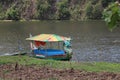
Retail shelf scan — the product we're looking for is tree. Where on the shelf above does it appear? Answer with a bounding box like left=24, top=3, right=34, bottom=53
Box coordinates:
left=103, top=1, right=120, bottom=31
left=37, top=0, right=50, bottom=20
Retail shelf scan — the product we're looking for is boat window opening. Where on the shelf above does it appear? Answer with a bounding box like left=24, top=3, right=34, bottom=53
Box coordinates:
left=39, top=42, right=64, bottom=50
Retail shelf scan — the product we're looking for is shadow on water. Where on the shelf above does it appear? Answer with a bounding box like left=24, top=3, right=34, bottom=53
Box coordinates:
left=0, top=21, right=120, bottom=62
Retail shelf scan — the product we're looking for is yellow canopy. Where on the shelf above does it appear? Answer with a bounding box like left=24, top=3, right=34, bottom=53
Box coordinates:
left=26, top=34, right=71, bottom=42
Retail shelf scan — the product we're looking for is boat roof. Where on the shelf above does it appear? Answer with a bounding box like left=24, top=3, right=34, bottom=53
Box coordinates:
left=26, top=34, right=71, bottom=42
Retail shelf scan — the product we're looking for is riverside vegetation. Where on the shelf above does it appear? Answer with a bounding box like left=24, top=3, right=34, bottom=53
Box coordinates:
left=0, top=0, right=117, bottom=21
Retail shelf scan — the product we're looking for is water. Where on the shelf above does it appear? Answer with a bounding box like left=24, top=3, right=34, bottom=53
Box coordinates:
left=0, top=21, right=120, bottom=62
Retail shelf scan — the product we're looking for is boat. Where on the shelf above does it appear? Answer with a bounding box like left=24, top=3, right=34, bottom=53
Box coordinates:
left=26, top=34, right=73, bottom=60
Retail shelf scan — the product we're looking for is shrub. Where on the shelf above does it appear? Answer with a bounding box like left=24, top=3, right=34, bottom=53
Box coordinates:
left=86, top=3, right=94, bottom=19
left=91, top=0, right=99, bottom=5
left=5, top=7, right=20, bottom=21
left=0, top=13, right=5, bottom=20
left=56, top=0, right=70, bottom=20
left=0, top=4, right=5, bottom=20
left=37, top=0, right=50, bottom=19
left=70, top=5, right=82, bottom=20
left=101, top=0, right=116, bottom=7
left=92, top=3, right=103, bottom=19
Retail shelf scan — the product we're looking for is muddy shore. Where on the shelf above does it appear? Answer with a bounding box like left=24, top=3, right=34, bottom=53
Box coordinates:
left=0, top=64, right=120, bottom=80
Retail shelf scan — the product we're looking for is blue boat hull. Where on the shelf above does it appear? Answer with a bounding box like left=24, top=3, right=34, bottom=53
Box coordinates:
left=32, top=49, right=72, bottom=60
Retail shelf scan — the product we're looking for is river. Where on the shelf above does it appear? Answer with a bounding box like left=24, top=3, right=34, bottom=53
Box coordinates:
left=0, top=21, right=120, bottom=62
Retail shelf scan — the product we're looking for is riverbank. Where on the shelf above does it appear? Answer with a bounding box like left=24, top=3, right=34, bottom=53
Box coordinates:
left=0, top=55, right=120, bottom=80
left=0, top=20, right=41, bottom=22
left=0, top=0, right=116, bottom=21
left=0, top=55, right=120, bottom=72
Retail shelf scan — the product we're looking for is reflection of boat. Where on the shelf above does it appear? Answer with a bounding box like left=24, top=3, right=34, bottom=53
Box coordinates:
left=26, top=34, right=73, bottom=60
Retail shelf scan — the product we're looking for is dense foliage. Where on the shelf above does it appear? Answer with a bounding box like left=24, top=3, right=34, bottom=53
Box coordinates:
left=103, top=1, right=120, bottom=31
left=0, top=0, right=117, bottom=21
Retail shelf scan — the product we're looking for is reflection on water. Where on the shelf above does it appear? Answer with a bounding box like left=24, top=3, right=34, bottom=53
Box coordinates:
left=0, top=21, right=120, bottom=62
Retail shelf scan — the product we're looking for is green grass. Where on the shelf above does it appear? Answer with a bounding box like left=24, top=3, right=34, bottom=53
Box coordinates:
left=0, top=55, right=120, bottom=73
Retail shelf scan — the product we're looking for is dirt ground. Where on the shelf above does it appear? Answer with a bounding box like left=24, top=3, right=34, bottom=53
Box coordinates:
left=0, top=64, right=120, bottom=80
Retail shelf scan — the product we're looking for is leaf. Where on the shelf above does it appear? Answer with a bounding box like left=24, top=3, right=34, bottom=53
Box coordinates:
left=102, top=2, right=120, bottom=31
left=108, top=12, right=118, bottom=31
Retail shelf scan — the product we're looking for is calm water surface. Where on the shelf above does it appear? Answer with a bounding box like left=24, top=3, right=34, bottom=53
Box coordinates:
left=0, top=21, right=120, bottom=62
